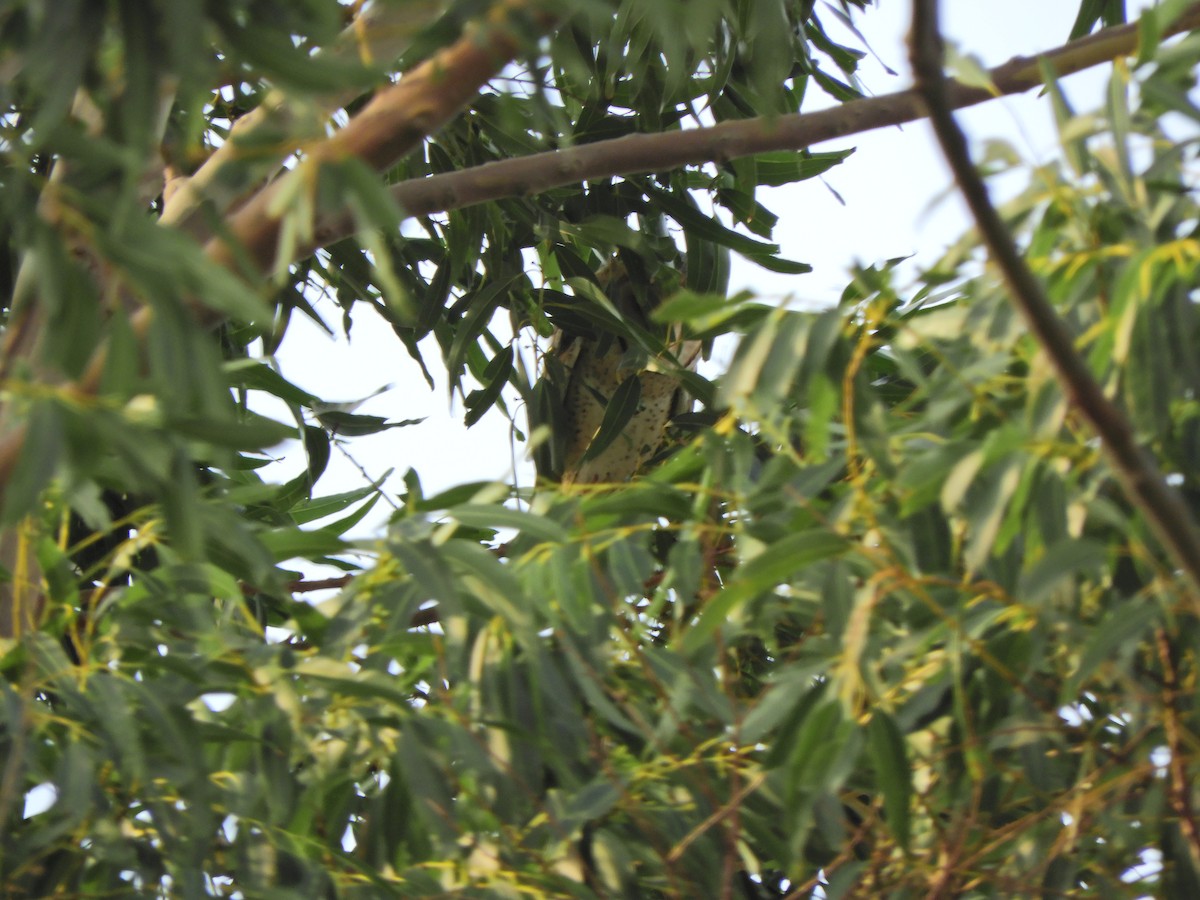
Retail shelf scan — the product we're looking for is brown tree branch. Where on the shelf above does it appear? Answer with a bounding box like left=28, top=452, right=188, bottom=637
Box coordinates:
left=61, top=0, right=555, bottom=367
left=909, top=1, right=1200, bottom=595
left=160, top=0, right=446, bottom=242
left=206, top=0, right=558, bottom=277
left=308, top=6, right=1200, bottom=250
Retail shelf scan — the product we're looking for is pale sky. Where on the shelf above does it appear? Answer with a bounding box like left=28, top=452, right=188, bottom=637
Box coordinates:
left=266, top=3, right=1139, bottom=537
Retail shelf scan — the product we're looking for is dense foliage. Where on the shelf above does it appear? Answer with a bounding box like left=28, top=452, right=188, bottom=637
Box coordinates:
left=3, top=0, right=1200, bottom=896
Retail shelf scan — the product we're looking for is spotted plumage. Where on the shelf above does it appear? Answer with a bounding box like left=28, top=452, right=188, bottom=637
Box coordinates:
left=552, top=258, right=699, bottom=485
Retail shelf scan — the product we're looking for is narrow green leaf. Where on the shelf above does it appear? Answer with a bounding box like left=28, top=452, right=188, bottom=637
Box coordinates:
left=291, top=484, right=381, bottom=525
left=651, top=290, right=729, bottom=325
left=317, top=494, right=381, bottom=539
left=1017, top=539, right=1108, bottom=605
left=579, top=375, right=641, bottom=463
left=172, top=413, right=295, bottom=449
left=741, top=251, right=813, bottom=275
left=464, top=345, right=514, bottom=428
left=226, top=360, right=319, bottom=406
left=2, top=401, right=62, bottom=524
left=295, top=659, right=416, bottom=705
left=866, top=712, right=912, bottom=853
left=563, top=780, right=621, bottom=826
left=645, top=185, right=781, bottom=256
left=741, top=664, right=826, bottom=745
left=446, top=277, right=518, bottom=393
left=260, top=525, right=350, bottom=560
left=752, top=149, right=853, bottom=187
left=1040, top=59, right=1090, bottom=177
left=444, top=504, right=568, bottom=544
left=681, top=529, right=847, bottom=654
left=315, top=410, right=425, bottom=436
left=684, top=231, right=731, bottom=295
left=1065, top=602, right=1161, bottom=697
left=720, top=309, right=807, bottom=410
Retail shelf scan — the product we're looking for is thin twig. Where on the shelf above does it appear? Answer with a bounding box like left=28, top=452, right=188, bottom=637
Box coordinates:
left=1155, top=626, right=1200, bottom=872
left=910, top=0, right=1200, bottom=596
left=665, top=768, right=767, bottom=864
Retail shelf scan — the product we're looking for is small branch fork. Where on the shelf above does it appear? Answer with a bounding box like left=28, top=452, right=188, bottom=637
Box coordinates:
left=909, top=0, right=1200, bottom=598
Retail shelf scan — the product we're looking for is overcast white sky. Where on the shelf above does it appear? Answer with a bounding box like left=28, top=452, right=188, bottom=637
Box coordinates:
left=268, top=2, right=1142, bottom=534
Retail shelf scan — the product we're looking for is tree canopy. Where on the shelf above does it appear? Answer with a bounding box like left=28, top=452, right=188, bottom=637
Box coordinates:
left=3, top=0, right=1200, bottom=896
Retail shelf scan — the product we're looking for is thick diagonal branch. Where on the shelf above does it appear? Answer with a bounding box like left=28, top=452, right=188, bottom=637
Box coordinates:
left=206, top=0, right=557, bottom=276
left=0, top=0, right=558, bottom=501
left=910, top=0, right=1200, bottom=595
left=161, top=0, right=445, bottom=241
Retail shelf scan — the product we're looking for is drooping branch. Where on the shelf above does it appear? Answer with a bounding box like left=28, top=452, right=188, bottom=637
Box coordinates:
left=910, top=0, right=1200, bottom=597
left=308, top=6, right=1200, bottom=251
